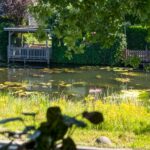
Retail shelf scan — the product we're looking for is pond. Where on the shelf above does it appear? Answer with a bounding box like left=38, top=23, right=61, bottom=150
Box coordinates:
left=0, top=66, right=150, bottom=98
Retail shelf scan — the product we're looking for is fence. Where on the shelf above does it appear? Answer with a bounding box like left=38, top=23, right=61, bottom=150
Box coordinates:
left=125, top=49, right=150, bottom=63
left=8, top=46, right=51, bottom=64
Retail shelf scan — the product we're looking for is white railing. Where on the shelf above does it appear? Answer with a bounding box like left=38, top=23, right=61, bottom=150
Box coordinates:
left=8, top=46, right=50, bottom=63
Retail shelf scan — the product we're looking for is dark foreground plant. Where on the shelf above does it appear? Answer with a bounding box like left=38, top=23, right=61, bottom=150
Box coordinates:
left=0, top=106, right=104, bottom=150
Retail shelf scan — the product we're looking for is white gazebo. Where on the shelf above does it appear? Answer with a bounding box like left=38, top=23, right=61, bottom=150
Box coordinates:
left=4, top=27, right=52, bottom=64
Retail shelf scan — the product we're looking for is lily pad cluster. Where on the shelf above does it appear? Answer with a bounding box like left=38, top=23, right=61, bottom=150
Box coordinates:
left=0, top=82, right=28, bottom=94
left=0, top=81, right=38, bottom=97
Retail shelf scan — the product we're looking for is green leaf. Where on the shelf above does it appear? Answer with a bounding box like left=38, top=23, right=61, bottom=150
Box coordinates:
left=46, top=107, right=62, bottom=123
left=61, top=137, right=77, bottom=150
left=21, top=141, right=36, bottom=150
left=28, top=131, right=41, bottom=141
left=82, top=111, right=104, bottom=124
left=63, top=115, right=86, bottom=128
left=36, top=135, right=53, bottom=150
left=0, top=117, right=23, bottom=124
left=22, top=126, right=36, bottom=134
left=53, top=121, right=68, bottom=140
left=22, top=112, right=37, bottom=117
left=38, top=121, right=68, bottom=141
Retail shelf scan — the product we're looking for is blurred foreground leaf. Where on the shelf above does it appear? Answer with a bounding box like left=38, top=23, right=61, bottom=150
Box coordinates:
left=63, top=115, right=86, bottom=128
left=82, top=111, right=104, bottom=124
left=61, top=137, right=77, bottom=150
left=0, top=117, right=23, bottom=124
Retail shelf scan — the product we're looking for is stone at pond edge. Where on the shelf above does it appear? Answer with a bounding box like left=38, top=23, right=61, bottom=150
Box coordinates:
left=95, top=136, right=112, bottom=146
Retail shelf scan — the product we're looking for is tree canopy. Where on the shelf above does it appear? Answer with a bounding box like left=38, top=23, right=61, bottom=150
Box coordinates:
left=0, top=0, right=33, bottom=25
left=32, top=0, right=150, bottom=54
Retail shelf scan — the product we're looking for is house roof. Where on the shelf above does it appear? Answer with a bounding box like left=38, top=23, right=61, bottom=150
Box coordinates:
left=4, top=27, right=50, bottom=33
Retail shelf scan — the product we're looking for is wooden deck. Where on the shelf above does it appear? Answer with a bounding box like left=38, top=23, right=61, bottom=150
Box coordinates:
left=4, top=27, right=51, bottom=65
left=8, top=46, right=51, bottom=64
left=125, top=49, right=150, bottom=63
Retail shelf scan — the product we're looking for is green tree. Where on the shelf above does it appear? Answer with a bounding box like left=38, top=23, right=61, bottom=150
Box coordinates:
left=31, top=0, right=150, bottom=55
left=0, top=0, right=33, bottom=25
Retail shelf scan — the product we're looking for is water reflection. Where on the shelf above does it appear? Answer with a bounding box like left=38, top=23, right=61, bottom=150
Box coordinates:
left=0, top=67, right=150, bottom=97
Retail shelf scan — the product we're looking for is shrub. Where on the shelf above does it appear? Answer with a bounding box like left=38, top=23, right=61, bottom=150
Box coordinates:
left=126, top=26, right=150, bottom=50
left=144, top=64, right=150, bottom=72
left=52, top=34, right=126, bottom=66
left=124, top=56, right=141, bottom=69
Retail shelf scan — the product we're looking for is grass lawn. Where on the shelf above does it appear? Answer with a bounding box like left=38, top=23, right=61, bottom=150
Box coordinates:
left=0, top=92, right=149, bottom=149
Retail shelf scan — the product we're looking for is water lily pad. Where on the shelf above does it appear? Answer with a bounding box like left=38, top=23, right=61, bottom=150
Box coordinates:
left=96, top=75, right=101, bottom=79
left=113, top=67, right=128, bottom=72
left=115, top=78, right=130, bottom=83
left=32, top=74, right=44, bottom=78
left=120, top=72, right=141, bottom=77
left=0, top=68, right=5, bottom=71
left=64, top=68, right=76, bottom=73
left=72, top=82, right=87, bottom=86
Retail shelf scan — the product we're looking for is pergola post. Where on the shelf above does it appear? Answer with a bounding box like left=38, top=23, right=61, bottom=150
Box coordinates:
left=8, top=31, right=14, bottom=63
left=21, top=33, right=24, bottom=47
left=4, top=27, right=51, bottom=65
left=8, top=31, right=11, bottom=63
left=46, top=34, right=48, bottom=48
left=46, top=32, right=50, bottom=65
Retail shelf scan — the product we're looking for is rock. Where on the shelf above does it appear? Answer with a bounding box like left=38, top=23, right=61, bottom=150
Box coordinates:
left=95, top=136, right=112, bottom=146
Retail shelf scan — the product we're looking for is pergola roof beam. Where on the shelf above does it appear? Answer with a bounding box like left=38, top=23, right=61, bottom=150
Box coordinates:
left=4, top=27, right=50, bottom=33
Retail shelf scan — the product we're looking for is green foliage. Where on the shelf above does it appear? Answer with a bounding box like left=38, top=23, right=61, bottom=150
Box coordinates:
left=32, top=0, right=150, bottom=53
left=0, top=106, right=103, bottom=150
left=0, top=117, right=23, bottom=124
left=0, top=21, right=14, bottom=60
left=126, top=26, right=150, bottom=50
left=0, top=0, right=32, bottom=25
left=52, top=34, right=126, bottom=65
left=82, top=111, right=104, bottom=125
left=34, top=27, right=48, bottom=42
left=144, top=64, right=150, bottom=72
left=124, top=56, right=141, bottom=69
left=23, top=33, right=38, bottom=44
left=138, top=91, right=150, bottom=110
left=0, top=92, right=150, bottom=149
left=61, top=137, right=76, bottom=150
left=125, top=14, right=141, bottom=25
left=37, top=107, right=103, bottom=150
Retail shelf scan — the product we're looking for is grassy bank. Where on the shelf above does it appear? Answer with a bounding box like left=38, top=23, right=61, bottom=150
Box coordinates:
left=0, top=92, right=150, bottom=149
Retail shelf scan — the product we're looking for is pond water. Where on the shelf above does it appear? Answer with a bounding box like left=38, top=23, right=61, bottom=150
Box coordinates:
left=0, top=66, right=150, bottom=98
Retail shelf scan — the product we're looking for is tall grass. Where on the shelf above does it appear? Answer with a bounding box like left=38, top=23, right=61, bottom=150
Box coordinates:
left=0, top=92, right=149, bottom=133
left=0, top=92, right=149, bottom=148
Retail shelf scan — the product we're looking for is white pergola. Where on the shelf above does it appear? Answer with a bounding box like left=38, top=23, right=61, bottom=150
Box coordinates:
left=4, top=27, right=51, bottom=64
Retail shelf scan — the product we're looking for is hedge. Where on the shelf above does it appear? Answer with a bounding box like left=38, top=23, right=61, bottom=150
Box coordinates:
left=1, top=22, right=149, bottom=64
left=0, top=20, right=14, bottom=60
left=51, top=26, right=150, bottom=66
left=126, top=26, right=150, bottom=50
left=52, top=35, right=126, bottom=66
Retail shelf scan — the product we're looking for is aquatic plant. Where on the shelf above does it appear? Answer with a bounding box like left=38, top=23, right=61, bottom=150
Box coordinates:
left=115, top=78, right=130, bottom=83
left=96, top=75, right=101, bottom=79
